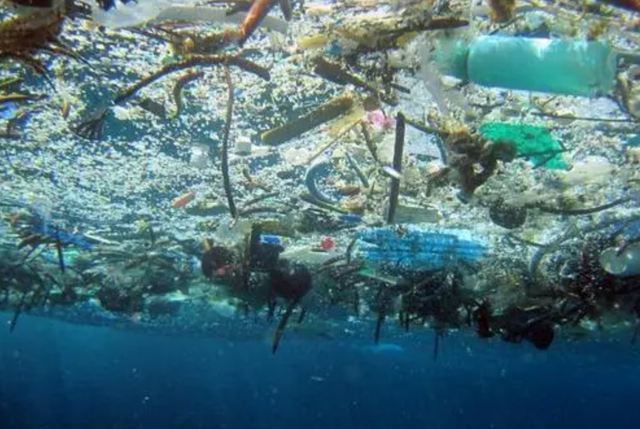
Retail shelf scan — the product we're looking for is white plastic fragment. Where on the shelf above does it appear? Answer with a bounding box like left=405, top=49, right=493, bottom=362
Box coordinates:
left=189, top=144, right=210, bottom=169
left=557, top=156, right=615, bottom=187
left=87, top=0, right=193, bottom=28
left=87, top=1, right=289, bottom=34
left=235, top=136, right=252, bottom=156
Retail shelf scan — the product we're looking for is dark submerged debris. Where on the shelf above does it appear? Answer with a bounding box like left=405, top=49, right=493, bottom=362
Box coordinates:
left=278, top=0, right=292, bottom=21
left=0, top=1, right=80, bottom=81
left=72, top=108, right=109, bottom=140
left=9, top=289, right=29, bottom=333
left=270, top=260, right=313, bottom=353
left=3, top=0, right=640, bottom=358
left=472, top=299, right=495, bottom=339
left=432, top=329, right=444, bottom=362
left=498, top=306, right=556, bottom=350
left=201, top=240, right=236, bottom=279
left=489, top=199, right=527, bottom=229
left=271, top=294, right=302, bottom=353
left=137, top=98, right=167, bottom=119
left=55, top=235, right=65, bottom=273
left=97, top=284, right=144, bottom=314
left=373, top=283, right=393, bottom=344
left=598, top=0, right=640, bottom=12
left=535, top=197, right=632, bottom=216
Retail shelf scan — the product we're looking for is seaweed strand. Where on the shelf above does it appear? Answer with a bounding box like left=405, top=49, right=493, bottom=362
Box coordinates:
left=114, top=55, right=270, bottom=105
left=242, top=191, right=280, bottom=208
left=9, top=289, right=29, bottom=333
left=386, top=112, right=405, bottom=224
left=345, top=152, right=370, bottom=188
left=374, top=284, right=387, bottom=344
left=360, top=121, right=381, bottom=164
left=221, top=62, right=238, bottom=220
left=272, top=295, right=302, bottom=354
left=172, top=71, right=205, bottom=118
left=536, top=198, right=631, bottom=216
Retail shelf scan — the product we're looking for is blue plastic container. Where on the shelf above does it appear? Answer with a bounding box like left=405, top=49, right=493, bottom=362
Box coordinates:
left=437, top=36, right=617, bottom=97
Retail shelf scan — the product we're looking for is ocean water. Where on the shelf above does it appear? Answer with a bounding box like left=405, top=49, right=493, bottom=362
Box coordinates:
left=3, top=1, right=640, bottom=428
left=2, top=314, right=640, bottom=429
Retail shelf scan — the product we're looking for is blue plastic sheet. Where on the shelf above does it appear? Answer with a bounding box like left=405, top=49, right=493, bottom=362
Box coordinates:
left=30, top=215, right=93, bottom=250
left=358, top=227, right=487, bottom=270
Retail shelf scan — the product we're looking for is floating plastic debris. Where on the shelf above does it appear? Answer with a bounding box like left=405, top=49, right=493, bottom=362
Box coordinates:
left=260, top=94, right=354, bottom=146
left=479, top=122, right=568, bottom=170
left=3, top=0, right=640, bottom=355
left=357, top=227, right=488, bottom=270
left=437, top=36, right=617, bottom=97
left=319, top=236, right=335, bottom=251
left=259, top=234, right=287, bottom=246
left=338, top=214, right=362, bottom=223
left=29, top=216, right=93, bottom=251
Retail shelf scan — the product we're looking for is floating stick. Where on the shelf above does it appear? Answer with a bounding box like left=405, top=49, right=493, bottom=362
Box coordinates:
left=260, top=95, right=354, bottom=146
left=386, top=112, right=405, bottom=224
left=221, top=63, right=238, bottom=219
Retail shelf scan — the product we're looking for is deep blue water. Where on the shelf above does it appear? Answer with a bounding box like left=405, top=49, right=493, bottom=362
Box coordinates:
left=1, top=315, right=640, bottom=429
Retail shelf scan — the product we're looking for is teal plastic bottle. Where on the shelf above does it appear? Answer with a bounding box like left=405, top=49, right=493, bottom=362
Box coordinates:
left=437, top=36, right=617, bottom=97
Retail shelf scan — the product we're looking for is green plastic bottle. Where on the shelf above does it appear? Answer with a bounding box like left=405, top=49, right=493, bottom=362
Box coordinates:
left=437, top=36, right=617, bottom=97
